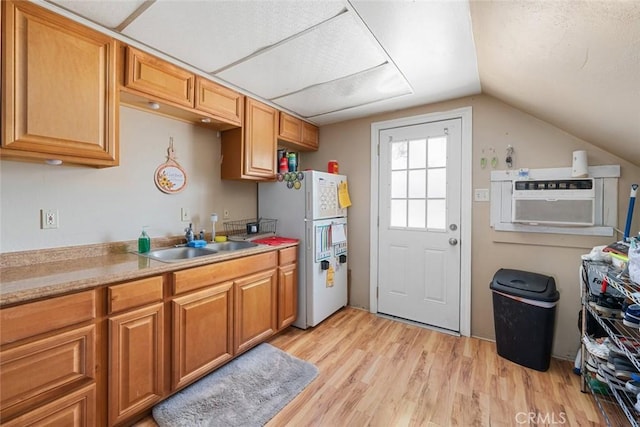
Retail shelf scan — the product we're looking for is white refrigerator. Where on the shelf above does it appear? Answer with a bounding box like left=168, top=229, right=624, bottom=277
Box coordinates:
left=258, top=170, right=348, bottom=329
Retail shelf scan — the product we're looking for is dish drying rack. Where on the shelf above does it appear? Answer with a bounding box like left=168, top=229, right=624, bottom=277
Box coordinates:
left=223, top=218, right=277, bottom=241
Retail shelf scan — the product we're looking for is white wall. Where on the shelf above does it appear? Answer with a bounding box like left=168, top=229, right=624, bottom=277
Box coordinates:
left=0, top=106, right=257, bottom=252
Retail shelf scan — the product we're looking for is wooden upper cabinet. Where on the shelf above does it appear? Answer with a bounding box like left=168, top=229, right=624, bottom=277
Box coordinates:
left=120, top=45, right=243, bottom=130
left=279, top=112, right=303, bottom=143
left=124, top=46, right=195, bottom=108
left=302, top=121, right=319, bottom=150
left=277, top=112, right=319, bottom=151
left=1, top=0, right=118, bottom=167
left=221, top=97, right=277, bottom=180
left=195, top=78, right=243, bottom=126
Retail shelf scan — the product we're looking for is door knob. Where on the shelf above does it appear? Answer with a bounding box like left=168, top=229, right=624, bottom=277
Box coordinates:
left=449, top=238, right=458, bottom=246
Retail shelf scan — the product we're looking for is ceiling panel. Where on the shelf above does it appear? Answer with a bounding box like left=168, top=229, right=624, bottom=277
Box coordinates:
left=121, top=0, right=347, bottom=73
left=46, top=0, right=148, bottom=28
left=273, top=63, right=412, bottom=118
left=217, top=10, right=388, bottom=100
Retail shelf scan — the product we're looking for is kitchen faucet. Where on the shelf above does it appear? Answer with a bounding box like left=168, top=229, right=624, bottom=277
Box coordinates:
left=184, top=223, right=194, bottom=243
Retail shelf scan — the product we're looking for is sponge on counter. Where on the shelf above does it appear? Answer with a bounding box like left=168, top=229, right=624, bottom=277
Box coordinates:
left=214, top=236, right=227, bottom=242
left=186, top=240, right=207, bottom=248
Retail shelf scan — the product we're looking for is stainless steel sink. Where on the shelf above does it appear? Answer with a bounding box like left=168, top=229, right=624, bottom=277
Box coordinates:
left=206, top=241, right=258, bottom=251
left=138, top=246, right=218, bottom=263
left=137, top=241, right=259, bottom=263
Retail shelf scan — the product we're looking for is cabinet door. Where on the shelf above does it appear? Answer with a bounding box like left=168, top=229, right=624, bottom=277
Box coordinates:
left=278, top=112, right=303, bottom=143
left=244, top=98, right=277, bottom=178
left=278, top=263, right=298, bottom=330
left=172, top=282, right=234, bottom=390
left=195, top=78, right=243, bottom=126
left=1, top=384, right=95, bottom=427
left=108, top=303, right=164, bottom=425
left=1, top=1, right=118, bottom=167
left=125, top=46, right=195, bottom=108
left=302, top=121, right=319, bottom=150
left=234, top=269, right=278, bottom=354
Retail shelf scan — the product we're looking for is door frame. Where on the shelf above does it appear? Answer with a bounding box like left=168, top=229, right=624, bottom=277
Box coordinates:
left=369, top=107, right=472, bottom=337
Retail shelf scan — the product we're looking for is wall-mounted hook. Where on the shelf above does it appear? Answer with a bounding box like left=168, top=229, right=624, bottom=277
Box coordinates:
left=506, top=145, right=514, bottom=169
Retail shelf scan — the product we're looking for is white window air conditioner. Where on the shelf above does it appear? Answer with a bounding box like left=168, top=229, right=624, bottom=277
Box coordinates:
left=512, top=178, right=595, bottom=226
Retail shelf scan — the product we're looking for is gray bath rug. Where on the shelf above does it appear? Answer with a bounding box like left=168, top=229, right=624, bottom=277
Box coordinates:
left=152, top=343, right=318, bottom=427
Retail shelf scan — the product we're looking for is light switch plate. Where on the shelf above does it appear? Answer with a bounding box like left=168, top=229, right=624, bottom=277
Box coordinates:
left=474, top=188, right=490, bottom=202
left=181, top=208, right=191, bottom=222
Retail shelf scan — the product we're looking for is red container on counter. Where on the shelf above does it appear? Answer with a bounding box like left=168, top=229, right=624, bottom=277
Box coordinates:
left=328, top=160, right=339, bottom=174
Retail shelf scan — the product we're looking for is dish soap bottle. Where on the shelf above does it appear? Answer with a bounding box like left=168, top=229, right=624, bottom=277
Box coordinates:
left=138, top=227, right=151, bottom=253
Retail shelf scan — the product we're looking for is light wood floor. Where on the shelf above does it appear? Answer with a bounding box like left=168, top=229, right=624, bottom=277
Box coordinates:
left=137, top=306, right=604, bottom=426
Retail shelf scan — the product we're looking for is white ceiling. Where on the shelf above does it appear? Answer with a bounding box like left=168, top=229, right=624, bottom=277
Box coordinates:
left=43, top=0, right=639, bottom=166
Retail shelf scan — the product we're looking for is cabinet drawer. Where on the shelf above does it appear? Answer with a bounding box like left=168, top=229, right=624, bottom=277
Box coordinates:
left=0, top=291, right=95, bottom=345
left=125, top=46, right=195, bottom=108
left=107, top=276, right=164, bottom=314
left=1, top=383, right=95, bottom=427
left=173, top=252, right=277, bottom=295
left=0, top=325, right=95, bottom=414
left=279, top=246, right=297, bottom=266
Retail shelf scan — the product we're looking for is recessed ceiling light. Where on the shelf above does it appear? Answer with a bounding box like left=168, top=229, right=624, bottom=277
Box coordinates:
left=45, top=159, right=63, bottom=165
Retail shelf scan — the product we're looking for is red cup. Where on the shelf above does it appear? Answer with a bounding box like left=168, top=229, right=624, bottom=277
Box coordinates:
left=328, top=160, right=339, bottom=174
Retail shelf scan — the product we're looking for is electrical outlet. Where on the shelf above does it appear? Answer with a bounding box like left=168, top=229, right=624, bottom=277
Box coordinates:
left=474, top=188, right=490, bottom=202
left=223, top=209, right=230, bottom=219
left=40, top=209, right=59, bottom=229
left=181, top=208, right=191, bottom=222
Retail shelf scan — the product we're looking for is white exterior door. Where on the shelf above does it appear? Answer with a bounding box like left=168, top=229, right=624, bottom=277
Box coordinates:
left=377, top=119, right=462, bottom=331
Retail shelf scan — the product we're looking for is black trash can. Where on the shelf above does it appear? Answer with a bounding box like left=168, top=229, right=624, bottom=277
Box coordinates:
left=490, top=268, right=560, bottom=371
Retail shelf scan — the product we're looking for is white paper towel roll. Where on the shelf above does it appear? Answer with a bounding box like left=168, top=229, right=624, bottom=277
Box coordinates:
left=572, top=150, right=588, bottom=177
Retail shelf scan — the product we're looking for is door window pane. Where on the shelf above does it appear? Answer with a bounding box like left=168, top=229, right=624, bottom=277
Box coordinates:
left=428, top=137, right=446, bottom=168
left=408, top=139, right=426, bottom=169
left=391, top=141, right=407, bottom=170
left=391, top=200, right=407, bottom=227
left=427, top=168, right=446, bottom=198
left=391, top=170, right=407, bottom=198
left=427, top=200, right=446, bottom=229
left=408, top=170, right=425, bottom=198
left=408, top=200, right=426, bottom=228
left=388, top=132, right=449, bottom=231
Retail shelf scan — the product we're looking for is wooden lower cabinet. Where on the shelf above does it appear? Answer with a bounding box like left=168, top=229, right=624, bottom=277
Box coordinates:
left=0, top=248, right=297, bottom=426
left=278, top=263, right=297, bottom=330
left=171, top=281, right=234, bottom=390
left=0, top=290, right=96, bottom=425
left=234, top=269, right=278, bottom=354
left=277, top=246, right=298, bottom=330
left=108, top=303, right=164, bottom=426
left=2, top=384, right=96, bottom=427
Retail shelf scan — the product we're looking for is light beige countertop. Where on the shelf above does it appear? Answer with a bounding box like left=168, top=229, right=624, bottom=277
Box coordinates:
left=0, top=239, right=297, bottom=307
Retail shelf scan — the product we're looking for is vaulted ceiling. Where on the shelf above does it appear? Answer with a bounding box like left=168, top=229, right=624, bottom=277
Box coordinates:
left=43, top=0, right=640, bottom=166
